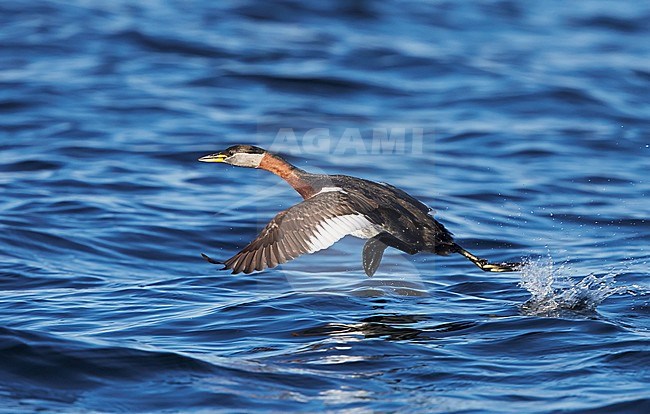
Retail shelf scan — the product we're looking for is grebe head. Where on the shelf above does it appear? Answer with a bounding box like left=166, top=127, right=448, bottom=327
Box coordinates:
left=199, top=145, right=267, bottom=168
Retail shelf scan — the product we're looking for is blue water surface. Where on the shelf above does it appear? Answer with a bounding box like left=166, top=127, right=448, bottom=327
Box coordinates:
left=1, top=1, right=649, bottom=412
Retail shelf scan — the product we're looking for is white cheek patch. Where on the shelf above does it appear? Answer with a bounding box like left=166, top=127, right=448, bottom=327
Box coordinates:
left=228, top=153, right=264, bottom=167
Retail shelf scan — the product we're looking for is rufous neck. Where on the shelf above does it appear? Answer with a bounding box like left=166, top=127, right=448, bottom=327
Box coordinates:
left=258, top=153, right=316, bottom=199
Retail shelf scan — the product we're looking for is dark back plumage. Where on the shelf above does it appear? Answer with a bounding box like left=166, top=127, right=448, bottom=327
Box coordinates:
left=327, top=175, right=455, bottom=252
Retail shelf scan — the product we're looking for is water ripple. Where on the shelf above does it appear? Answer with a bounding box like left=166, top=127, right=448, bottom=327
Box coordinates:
left=1, top=0, right=649, bottom=412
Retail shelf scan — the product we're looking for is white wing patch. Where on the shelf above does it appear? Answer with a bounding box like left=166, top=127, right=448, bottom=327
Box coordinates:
left=314, top=186, right=347, bottom=195
left=306, top=214, right=374, bottom=252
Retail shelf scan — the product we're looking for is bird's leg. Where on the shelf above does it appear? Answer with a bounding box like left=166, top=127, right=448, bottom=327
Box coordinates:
left=453, top=244, right=522, bottom=272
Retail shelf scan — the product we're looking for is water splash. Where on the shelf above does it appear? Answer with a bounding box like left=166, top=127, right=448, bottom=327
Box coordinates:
left=518, top=257, right=641, bottom=316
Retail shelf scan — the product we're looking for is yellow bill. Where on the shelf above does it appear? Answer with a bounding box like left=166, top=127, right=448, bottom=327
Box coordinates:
left=198, top=153, right=227, bottom=163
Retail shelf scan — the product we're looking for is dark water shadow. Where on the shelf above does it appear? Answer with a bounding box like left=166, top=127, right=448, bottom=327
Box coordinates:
left=293, top=314, right=477, bottom=342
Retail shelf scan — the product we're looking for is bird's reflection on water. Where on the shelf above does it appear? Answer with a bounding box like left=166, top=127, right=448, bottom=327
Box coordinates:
left=293, top=314, right=477, bottom=341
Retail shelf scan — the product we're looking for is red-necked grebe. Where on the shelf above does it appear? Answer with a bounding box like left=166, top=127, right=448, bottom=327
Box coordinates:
left=199, top=144, right=521, bottom=276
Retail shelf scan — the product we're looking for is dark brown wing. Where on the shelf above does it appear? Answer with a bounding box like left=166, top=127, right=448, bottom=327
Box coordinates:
left=221, top=191, right=378, bottom=274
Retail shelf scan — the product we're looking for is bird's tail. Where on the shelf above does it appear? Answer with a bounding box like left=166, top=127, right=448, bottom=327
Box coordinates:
left=452, top=243, right=522, bottom=272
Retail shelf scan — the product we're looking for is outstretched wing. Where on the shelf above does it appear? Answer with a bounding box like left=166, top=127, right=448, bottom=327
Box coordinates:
left=218, top=191, right=378, bottom=274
